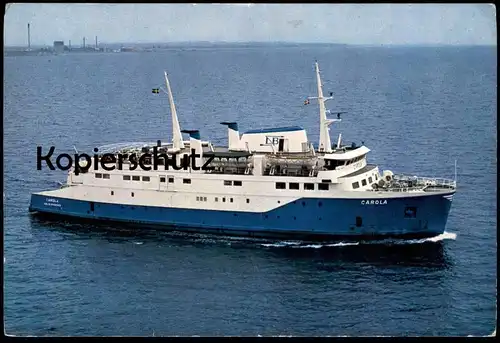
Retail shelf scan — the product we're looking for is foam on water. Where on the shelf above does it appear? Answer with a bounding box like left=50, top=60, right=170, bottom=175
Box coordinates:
left=326, top=242, right=361, bottom=247
left=260, top=241, right=302, bottom=247
left=259, top=232, right=457, bottom=249
left=390, top=231, right=457, bottom=245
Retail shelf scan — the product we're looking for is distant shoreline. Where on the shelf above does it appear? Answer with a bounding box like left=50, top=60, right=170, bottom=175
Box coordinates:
left=4, top=42, right=494, bottom=55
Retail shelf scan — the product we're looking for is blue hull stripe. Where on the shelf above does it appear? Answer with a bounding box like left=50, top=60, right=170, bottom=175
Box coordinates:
left=29, top=192, right=453, bottom=238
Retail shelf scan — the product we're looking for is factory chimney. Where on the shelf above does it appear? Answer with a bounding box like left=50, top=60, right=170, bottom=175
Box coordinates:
left=83, top=37, right=86, bottom=49
left=69, top=40, right=71, bottom=50
left=27, top=23, right=31, bottom=51
left=95, top=36, right=98, bottom=50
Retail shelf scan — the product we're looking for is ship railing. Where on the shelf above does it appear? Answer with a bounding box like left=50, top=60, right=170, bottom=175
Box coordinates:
left=393, top=174, right=457, bottom=189
left=368, top=175, right=456, bottom=193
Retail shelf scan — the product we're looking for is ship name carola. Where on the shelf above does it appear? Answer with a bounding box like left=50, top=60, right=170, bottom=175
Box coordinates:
left=361, top=199, right=388, bottom=205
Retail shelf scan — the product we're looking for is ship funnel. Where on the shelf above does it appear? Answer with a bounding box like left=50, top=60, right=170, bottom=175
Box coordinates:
left=181, top=130, right=203, bottom=170
left=220, top=122, right=243, bottom=151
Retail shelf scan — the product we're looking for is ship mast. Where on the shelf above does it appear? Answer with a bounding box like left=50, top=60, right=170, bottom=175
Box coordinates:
left=308, top=61, right=339, bottom=153
left=316, top=62, right=331, bottom=153
left=164, top=71, right=185, bottom=151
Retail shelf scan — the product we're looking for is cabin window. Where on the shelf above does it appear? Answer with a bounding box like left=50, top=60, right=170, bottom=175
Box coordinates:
left=246, top=199, right=250, bottom=204
left=368, top=177, right=373, bottom=184
left=230, top=198, right=233, bottom=203
left=132, top=176, right=140, bottom=181
left=168, top=177, right=174, bottom=183
left=233, top=181, right=242, bottom=186
left=224, top=180, right=232, bottom=186
left=304, top=183, right=315, bottom=190
left=276, top=182, right=286, bottom=189
left=111, top=191, right=114, bottom=195
left=160, top=177, right=166, bottom=183
left=142, top=176, right=150, bottom=182
left=95, top=173, right=102, bottom=178
left=123, top=175, right=131, bottom=181
left=183, top=179, right=191, bottom=184
left=131, top=192, right=134, bottom=197
left=289, top=183, right=299, bottom=190
left=196, top=196, right=199, bottom=201
left=404, top=207, right=417, bottom=218
left=322, top=179, right=331, bottom=183
left=318, top=183, right=329, bottom=191
left=215, top=197, right=218, bottom=202
left=352, top=181, right=360, bottom=189
left=223, top=197, right=226, bottom=202
left=103, top=174, right=110, bottom=179
left=362, top=179, right=367, bottom=186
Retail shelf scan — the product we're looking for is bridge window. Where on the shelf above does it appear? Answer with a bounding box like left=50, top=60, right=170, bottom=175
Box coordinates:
left=234, top=181, right=242, bottom=186
left=352, top=181, right=360, bottom=189
left=304, top=183, right=314, bottom=190
left=160, top=177, right=166, bottom=183
left=368, top=177, right=373, bottom=184
left=95, top=173, right=102, bottom=178
left=276, top=182, right=286, bottom=189
left=142, top=176, right=150, bottom=182
left=132, top=176, right=140, bottom=181
left=289, top=183, right=299, bottom=190
left=123, top=175, right=131, bottom=180
left=318, top=183, right=329, bottom=191
left=183, top=179, right=191, bottom=184
left=324, top=159, right=345, bottom=171
left=224, top=180, right=232, bottom=186
left=362, top=179, right=367, bottom=186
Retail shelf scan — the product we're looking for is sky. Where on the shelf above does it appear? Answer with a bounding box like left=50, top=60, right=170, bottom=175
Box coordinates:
left=3, top=3, right=497, bottom=46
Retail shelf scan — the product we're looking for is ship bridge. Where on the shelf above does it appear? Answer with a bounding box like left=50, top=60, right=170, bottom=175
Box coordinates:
left=322, top=146, right=370, bottom=171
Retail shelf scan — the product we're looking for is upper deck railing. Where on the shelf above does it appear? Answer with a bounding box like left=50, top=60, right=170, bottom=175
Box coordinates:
left=369, top=174, right=456, bottom=193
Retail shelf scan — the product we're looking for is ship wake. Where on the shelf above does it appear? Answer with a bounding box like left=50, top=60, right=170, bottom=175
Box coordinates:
left=259, top=231, right=457, bottom=249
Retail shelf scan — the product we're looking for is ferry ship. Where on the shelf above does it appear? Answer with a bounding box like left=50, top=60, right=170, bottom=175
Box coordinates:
left=29, top=62, right=457, bottom=240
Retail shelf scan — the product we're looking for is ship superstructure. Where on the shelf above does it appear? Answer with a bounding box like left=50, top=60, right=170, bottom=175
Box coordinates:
left=29, top=62, right=456, bottom=239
